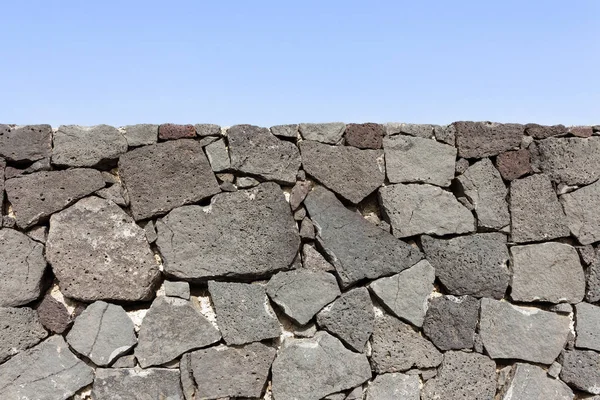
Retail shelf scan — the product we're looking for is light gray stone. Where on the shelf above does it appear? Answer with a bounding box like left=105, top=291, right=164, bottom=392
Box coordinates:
left=366, top=373, right=419, bottom=400
left=141, top=219, right=157, bottom=243
left=587, top=255, right=600, bottom=302
left=575, top=302, right=600, bottom=351
left=549, top=303, right=573, bottom=314
left=0, top=306, right=47, bottom=363
left=122, top=124, right=158, bottom=147
left=302, top=244, right=335, bottom=272
left=299, top=122, right=346, bottom=144
left=0, top=124, right=52, bottom=163
left=271, top=123, right=298, bottom=139
left=164, top=281, right=190, bottom=299
left=454, top=121, right=523, bottom=158
left=289, top=180, right=312, bottom=210
left=294, top=206, right=307, bottom=221
left=299, top=217, right=315, bottom=239
left=204, top=138, right=230, bottom=172
left=500, top=363, right=573, bottom=400
left=52, top=124, right=128, bottom=167
left=111, top=355, right=136, bottom=368
left=434, top=124, right=456, bottom=145
left=346, top=386, right=364, bottom=400
left=422, top=295, right=480, bottom=351
left=92, top=368, right=183, bottom=400
left=548, top=361, right=562, bottom=378
left=95, top=182, right=128, bottom=206
left=385, top=122, right=435, bottom=138
left=560, top=179, right=600, bottom=245
left=236, top=176, right=260, bottom=188
left=194, top=123, right=221, bottom=137
left=560, top=349, right=600, bottom=394
left=36, top=293, right=71, bottom=333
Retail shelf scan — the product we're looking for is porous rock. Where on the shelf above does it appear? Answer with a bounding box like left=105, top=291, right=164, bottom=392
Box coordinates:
left=299, top=122, right=346, bottom=144
left=499, top=363, right=573, bottom=400
left=158, top=123, right=195, bottom=139
left=194, top=123, right=221, bottom=137
left=560, top=349, right=600, bottom=394
left=560, top=179, right=600, bottom=245
left=385, top=122, right=435, bottom=138
left=95, top=182, right=128, bottom=206
left=495, top=149, right=531, bottom=180
left=36, top=293, right=71, bottom=333
left=366, top=373, right=420, bottom=400
left=302, top=244, right=335, bottom=272
left=422, top=295, right=479, bottom=351
left=52, top=124, right=128, bottom=167
left=575, top=302, right=600, bottom=351
left=525, top=123, right=566, bottom=139
left=122, top=124, right=158, bottom=147
left=434, top=124, right=456, bottom=145
left=289, top=180, right=312, bottom=210
left=0, top=124, right=52, bottom=163
left=0, top=306, right=47, bottom=363
left=345, top=123, right=385, bottom=149
left=453, top=121, right=523, bottom=158
left=92, top=368, right=184, bottom=400
left=164, top=280, right=190, bottom=299
left=587, top=255, right=600, bottom=302
left=270, top=123, right=298, bottom=139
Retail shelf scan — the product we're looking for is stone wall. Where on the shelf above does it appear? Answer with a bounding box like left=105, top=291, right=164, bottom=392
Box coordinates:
left=0, top=121, right=599, bottom=400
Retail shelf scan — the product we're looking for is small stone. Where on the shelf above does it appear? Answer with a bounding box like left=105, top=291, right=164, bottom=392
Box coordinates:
left=302, top=244, right=335, bottom=272
left=345, top=123, right=385, bottom=149
left=479, top=298, right=570, bottom=364
left=455, top=158, right=470, bottom=174
left=204, top=138, right=230, bottom=172
left=495, top=149, right=532, bottom=180
left=141, top=220, right=157, bottom=243
left=453, top=121, right=523, bottom=158
left=294, top=206, right=306, bottom=221
left=36, top=294, right=71, bottom=333
left=299, top=122, right=346, bottom=144
left=267, top=269, right=340, bottom=325
left=95, top=183, right=128, bottom=206
left=560, top=349, right=600, bottom=394
left=346, top=385, right=364, bottom=399
left=164, top=281, right=190, bottom=299
left=92, top=368, right=183, bottom=400
left=236, top=176, right=259, bottom=188
left=299, top=217, right=315, bottom=239
left=208, top=281, right=280, bottom=345
left=549, top=303, right=573, bottom=314
left=434, top=124, right=456, bottom=145
left=379, top=183, right=475, bottom=238
left=272, top=331, right=371, bottom=400
left=366, top=373, right=419, bottom=400
left=422, top=295, right=479, bottom=351
left=158, top=123, right=195, bottom=140
left=577, top=244, right=596, bottom=266
left=521, top=135, right=534, bottom=148
left=300, top=140, right=385, bottom=204
left=525, top=123, right=566, bottom=139
left=26, top=225, right=48, bottom=243
left=324, top=393, right=346, bottom=400
left=52, top=125, right=127, bottom=167
left=180, top=353, right=195, bottom=399
left=316, top=287, right=374, bottom=352
left=122, top=124, right=158, bottom=147
left=369, top=260, right=434, bottom=327
left=575, top=302, right=600, bottom=351
left=66, top=301, right=136, bottom=366
left=289, top=180, right=312, bottom=210
left=561, top=179, right=600, bottom=245
left=101, top=171, right=118, bottom=183
left=297, top=169, right=306, bottom=180
left=194, top=123, right=221, bottom=137
left=0, top=124, right=52, bottom=163
left=219, top=181, right=236, bottom=192
left=270, top=124, right=298, bottom=139
left=2, top=215, right=15, bottom=227
left=510, top=242, right=585, bottom=303
left=216, top=172, right=234, bottom=183
left=197, top=136, right=218, bottom=147
left=548, top=361, right=562, bottom=378
left=0, top=307, right=47, bottom=363
left=385, top=122, right=435, bottom=138
left=500, top=363, right=573, bottom=400
left=569, top=125, right=594, bottom=138
left=587, top=256, right=600, bottom=302
left=135, top=296, right=221, bottom=368
left=111, top=355, right=136, bottom=368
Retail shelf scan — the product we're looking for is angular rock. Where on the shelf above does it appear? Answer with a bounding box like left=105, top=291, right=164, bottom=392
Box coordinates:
left=575, top=302, right=600, bottom=351
left=305, top=185, right=422, bottom=287
left=423, top=295, right=479, bottom=351
left=119, top=139, right=220, bottom=220
left=299, top=217, right=315, bottom=239
left=453, top=121, right=523, bottom=158
left=457, top=158, right=510, bottom=230
left=549, top=303, right=573, bottom=314
left=236, top=176, right=259, bottom=188
left=36, top=294, right=71, bottom=333
left=141, top=220, right=157, bottom=243
left=92, top=368, right=184, bottom=400
left=0, top=306, right=47, bottom=363
left=510, top=173, right=569, bottom=243
left=0, top=228, right=46, bottom=307
left=164, top=280, right=190, bottom=299
left=561, top=179, right=600, bottom=245
left=560, top=349, right=600, bottom=394
left=480, top=298, right=570, bottom=364
left=191, top=342, right=276, bottom=399
left=499, top=363, right=573, bottom=400
left=158, top=123, right=195, bottom=139
left=510, top=242, right=585, bottom=303
left=209, top=281, right=280, bottom=345
left=525, top=123, right=566, bottom=139
left=95, top=182, right=128, bottom=206
left=204, top=138, right=230, bottom=172
left=379, top=183, right=475, bottom=238
left=495, top=149, right=531, bottom=180
left=345, top=123, right=385, bottom=149
left=422, top=351, right=496, bottom=400
left=569, top=125, right=594, bottom=137
left=587, top=255, right=600, bottom=303
left=270, top=123, right=298, bottom=139
left=455, top=157, right=470, bottom=174
left=300, top=141, right=385, bottom=204
left=548, top=361, right=562, bottom=378
left=383, top=135, right=456, bottom=187
left=52, top=124, right=128, bottom=167
left=370, top=312, right=442, bottom=373
left=122, top=124, right=158, bottom=147
left=422, top=233, right=509, bottom=298
left=111, top=355, right=136, bottom=368
left=366, top=373, right=419, bottom=400
left=0, top=336, right=94, bottom=400
left=368, top=260, right=434, bottom=327
left=0, top=124, right=52, bottom=163
left=302, top=244, right=335, bottom=272
left=180, top=353, right=195, bottom=399
left=272, top=331, right=371, bottom=400
left=66, top=301, right=136, bottom=366
left=316, top=287, right=374, bottom=352
left=5, top=168, right=105, bottom=228
left=299, top=122, right=346, bottom=144
left=156, top=182, right=300, bottom=280
left=194, top=123, right=221, bottom=137
left=385, top=122, right=435, bottom=138
left=46, top=196, right=160, bottom=302
left=434, top=124, right=456, bottom=145
left=289, top=180, right=312, bottom=210
left=4, top=157, right=51, bottom=179
left=228, top=124, right=301, bottom=184
left=267, top=269, right=340, bottom=325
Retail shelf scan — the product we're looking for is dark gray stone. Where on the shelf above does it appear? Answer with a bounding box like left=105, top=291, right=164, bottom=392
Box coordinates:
left=575, top=302, right=600, bottom=351
left=299, top=122, right=346, bottom=144
left=302, top=244, right=335, bottom=272
left=499, top=363, right=573, bottom=400
left=122, top=124, right=158, bottom=147
left=345, top=123, right=385, bottom=149
left=156, top=182, right=300, bottom=280
left=561, top=179, right=600, bottom=245
left=36, top=294, right=71, bottom=333
left=495, top=149, right=532, bottom=181
left=366, top=373, right=420, bottom=400
left=0, top=306, right=47, bottom=363
left=4, top=158, right=51, bottom=179
left=422, top=295, right=479, bottom=351
left=560, top=349, right=600, bottom=394
left=52, top=124, right=128, bottom=167
left=194, top=123, right=221, bottom=137
left=204, top=138, right=230, bottom=172
left=92, top=368, right=184, bottom=400
left=453, top=121, right=523, bottom=158
left=525, top=123, right=567, bottom=139
left=0, top=124, right=52, bottom=163
left=164, top=280, right=190, bottom=299
left=270, top=124, right=298, bottom=139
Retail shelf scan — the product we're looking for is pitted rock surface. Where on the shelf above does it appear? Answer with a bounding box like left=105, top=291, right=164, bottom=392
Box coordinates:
left=560, top=179, right=600, bottom=245
left=385, top=123, right=435, bottom=138
left=422, top=295, right=479, bottom=351
left=366, top=373, right=420, bottom=400
left=495, top=148, right=532, bottom=180
left=345, top=122, right=385, bottom=149
left=270, top=123, right=298, bottom=139
left=453, top=121, right=523, bottom=158
left=194, top=123, right=221, bottom=137
left=0, top=306, right=47, bottom=363
left=560, top=349, right=600, bottom=394
left=299, top=122, right=346, bottom=144
left=0, top=124, right=52, bottom=163
left=500, top=363, right=574, bottom=400
left=525, top=123, right=566, bottom=139
left=36, top=294, right=71, bottom=333
left=52, top=124, right=128, bottom=167
left=158, top=123, right=196, bottom=140
left=92, top=368, right=184, bottom=400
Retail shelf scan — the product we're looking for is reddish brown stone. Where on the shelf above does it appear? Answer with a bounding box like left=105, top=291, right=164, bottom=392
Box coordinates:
left=524, top=124, right=566, bottom=139
left=568, top=126, right=593, bottom=138
left=158, top=124, right=196, bottom=140
left=344, top=123, right=385, bottom=149
left=495, top=149, right=532, bottom=181
left=36, top=294, right=71, bottom=334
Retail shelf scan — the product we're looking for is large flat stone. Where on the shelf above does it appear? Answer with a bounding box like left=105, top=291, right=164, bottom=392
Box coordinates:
left=379, top=183, right=475, bottom=238
left=423, top=295, right=479, bottom=351
left=560, top=179, right=600, bottom=245
left=300, top=140, right=385, bottom=204
left=525, top=123, right=566, bottom=139
left=119, top=139, right=220, bottom=220
left=0, top=124, right=52, bottom=163
left=5, top=168, right=105, bottom=228
left=46, top=196, right=160, bottom=302
left=121, top=124, right=158, bottom=147
left=575, top=302, right=600, bottom=351
left=366, top=373, right=419, bottom=400
left=453, top=121, right=523, bottom=158
left=299, top=122, right=346, bottom=144
left=304, top=185, right=422, bottom=288
left=272, top=331, right=371, bottom=400
left=385, top=122, right=435, bottom=138
left=500, top=363, right=573, bottom=400
left=479, top=298, right=570, bottom=364
left=0, top=306, right=47, bottom=363
left=52, top=124, right=128, bottom=167
left=560, top=349, right=600, bottom=394
left=156, top=182, right=300, bottom=280
left=92, top=368, right=184, bottom=400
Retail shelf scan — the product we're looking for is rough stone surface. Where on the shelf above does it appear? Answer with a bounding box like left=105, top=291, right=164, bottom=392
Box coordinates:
left=236, top=176, right=260, bottom=188
left=0, top=124, right=52, bottom=163
left=5, top=168, right=105, bottom=228
left=36, top=293, right=71, bottom=333
left=345, top=123, right=385, bottom=149
left=379, top=183, right=475, bottom=238
left=52, top=125, right=128, bottom=167
left=289, top=180, right=312, bottom=210
left=119, top=139, right=220, bottom=220
left=383, top=135, right=456, bottom=187
left=270, top=123, right=298, bottom=139
left=510, top=242, right=585, bottom=303
left=422, top=295, right=479, bottom=351
left=95, top=182, right=128, bottom=206
left=272, top=331, right=371, bottom=400
left=0, top=306, right=47, bottom=363
left=454, top=121, right=523, bottom=158
left=569, top=125, right=594, bottom=137
left=191, top=342, right=277, bottom=399
left=587, top=255, right=600, bottom=302
left=194, top=123, right=221, bottom=137
left=122, top=124, right=158, bottom=147
left=575, top=302, right=600, bottom=351
left=560, top=179, right=600, bottom=245
left=111, top=355, right=136, bottom=368
left=92, top=368, right=184, bottom=400
left=304, top=185, right=422, bottom=287
left=434, top=124, right=456, bottom=145
left=422, top=233, right=509, bottom=299
left=46, top=196, right=160, bottom=302
left=156, top=182, right=300, bottom=280
left=299, top=122, right=346, bottom=144
left=560, top=349, right=600, bottom=394
left=366, top=373, right=419, bottom=400
left=158, top=123, right=195, bottom=140
left=180, top=353, right=195, bottom=400
left=510, top=173, right=570, bottom=243
left=479, top=298, right=570, bottom=364
left=385, top=122, right=435, bottom=138
left=316, top=287, right=374, bottom=352
left=500, top=363, right=573, bottom=400
left=204, top=137, right=230, bottom=172
left=300, top=140, right=385, bottom=204
left=495, top=149, right=531, bottom=180
left=525, top=123, right=566, bottom=139
left=302, top=244, right=335, bottom=272
left=164, top=280, right=190, bottom=299
left=299, top=217, right=315, bottom=239
left=209, top=280, right=280, bottom=345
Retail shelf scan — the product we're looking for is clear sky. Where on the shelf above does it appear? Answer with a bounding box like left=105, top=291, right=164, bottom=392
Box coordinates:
left=1, top=1, right=598, bottom=127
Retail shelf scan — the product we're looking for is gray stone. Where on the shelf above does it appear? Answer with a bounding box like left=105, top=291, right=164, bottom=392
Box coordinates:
left=302, top=244, right=335, bottom=272
left=4, top=158, right=51, bottom=179
left=0, top=306, right=47, bottom=363
left=575, top=302, right=600, bottom=351
left=422, top=351, right=496, bottom=400
left=111, top=355, right=136, bottom=368
left=561, top=179, right=600, bottom=245
left=300, top=140, right=385, bottom=204
left=122, top=124, right=158, bottom=147
left=455, top=158, right=470, bottom=174
left=480, top=298, right=570, bottom=364
left=135, top=296, right=221, bottom=368
left=379, top=183, right=475, bottom=238
left=453, top=121, right=523, bottom=158
left=5, top=168, right=105, bottom=228
left=36, top=294, right=71, bottom=333
left=119, top=139, right=220, bottom=220
left=299, top=217, right=315, bottom=239
left=383, top=135, right=456, bottom=187
left=216, top=172, right=234, bottom=183
left=191, top=342, right=276, bottom=399
left=52, top=124, right=127, bottom=167
left=92, top=368, right=184, bottom=400
left=164, top=280, right=190, bottom=299
left=369, top=260, right=434, bottom=327
left=272, top=331, right=371, bottom=400
left=510, top=173, right=570, bottom=243
left=548, top=361, right=562, bottom=378
left=46, top=196, right=160, bottom=302
left=204, top=138, right=230, bottom=172
left=141, top=219, right=157, bottom=243
left=549, top=303, right=573, bottom=314
left=208, top=281, right=280, bottom=345
left=0, top=124, right=52, bottom=163
left=95, top=182, right=128, bottom=206
left=510, top=242, right=585, bottom=303
left=370, top=312, right=442, bottom=373
left=525, top=123, right=567, bottom=139
left=180, top=353, right=195, bottom=400
left=346, top=385, right=364, bottom=400
left=587, top=255, right=600, bottom=302
left=228, top=124, right=301, bottom=184
left=194, top=123, right=221, bottom=137
left=156, top=182, right=300, bottom=280
left=270, top=123, right=298, bottom=139
left=500, top=363, right=573, bottom=400
left=457, top=158, right=510, bottom=230
left=267, top=269, right=340, bottom=325
left=299, top=122, right=346, bottom=144
left=236, top=176, right=260, bottom=188
left=422, top=233, right=509, bottom=299
left=578, top=244, right=597, bottom=266
left=434, top=124, right=456, bottom=145
left=385, top=122, right=435, bottom=138
left=0, top=228, right=46, bottom=307
left=366, top=373, right=420, bottom=400
left=197, top=136, right=218, bottom=147
left=294, top=206, right=307, bottom=221
left=0, top=335, right=94, bottom=400
left=422, top=295, right=479, bottom=351
left=324, top=393, right=346, bottom=400
left=220, top=179, right=236, bottom=191
left=289, top=180, right=312, bottom=210
left=560, top=349, right=600, bottom=394
left=26, top=225, right=48, bottom=243
left=305, top=185, right=422, bottom=287
left=316, top=287, right=374, bottom=352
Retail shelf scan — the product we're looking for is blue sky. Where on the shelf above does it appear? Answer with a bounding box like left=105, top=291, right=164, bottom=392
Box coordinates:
left=1, top=1, right=598, bottom=127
